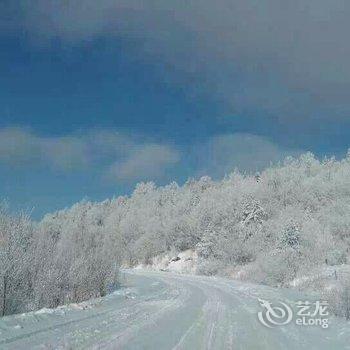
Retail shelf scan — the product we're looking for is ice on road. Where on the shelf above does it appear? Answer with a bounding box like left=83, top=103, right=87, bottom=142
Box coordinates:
left=0, top=270, right=349, bottom=349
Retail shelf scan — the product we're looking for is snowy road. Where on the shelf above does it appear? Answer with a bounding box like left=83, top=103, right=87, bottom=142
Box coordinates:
left=0, top=270, right=349, bottom=349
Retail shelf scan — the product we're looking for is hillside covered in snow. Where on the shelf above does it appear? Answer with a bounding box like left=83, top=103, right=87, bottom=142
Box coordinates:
left=2, top=152, right=350, bottom=318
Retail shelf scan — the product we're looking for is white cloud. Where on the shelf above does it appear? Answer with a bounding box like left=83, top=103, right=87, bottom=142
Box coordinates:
left=19, top=0, right=350, bottom=121
left=0, top=127, right=89, bottom=171
left=108, top=143, right=180, bottom=182
left=44, top=136, right=90, bottom=171
left=193, top=133, right=302, bottom=178
left=0, top=127, right=180, bottom=181
left=22, top=0, right=118, bottom=42
left=0, top=127, right=302, bottom=183
left=0, top=127, right=42, bottom=165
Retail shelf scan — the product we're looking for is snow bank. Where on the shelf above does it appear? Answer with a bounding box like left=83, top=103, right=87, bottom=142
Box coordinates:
left=288, top=264, right=350, bottom=290
left=134, top=249, right=198, bottom=274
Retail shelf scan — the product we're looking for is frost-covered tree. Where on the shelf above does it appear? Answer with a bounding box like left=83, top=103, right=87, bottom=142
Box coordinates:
left=3, top=152, right=350, bottom=317
left=0, top=207, right=33, bottom=315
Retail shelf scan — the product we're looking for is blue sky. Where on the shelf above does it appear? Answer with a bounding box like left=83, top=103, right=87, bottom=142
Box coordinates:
left=1, top=1, right=350, bottom=218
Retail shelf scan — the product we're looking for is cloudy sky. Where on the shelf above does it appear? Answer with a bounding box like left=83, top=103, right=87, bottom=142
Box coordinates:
left=1, top=1, right=349, bottom=217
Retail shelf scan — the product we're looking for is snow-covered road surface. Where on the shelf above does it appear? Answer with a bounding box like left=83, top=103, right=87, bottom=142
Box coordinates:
left=0, top=270, right=349, bottom=349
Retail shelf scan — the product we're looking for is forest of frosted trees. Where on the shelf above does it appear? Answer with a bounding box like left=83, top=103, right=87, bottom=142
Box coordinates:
left=1, top=152, right=350, bottom=316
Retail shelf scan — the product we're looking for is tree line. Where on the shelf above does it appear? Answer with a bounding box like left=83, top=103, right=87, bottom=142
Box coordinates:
left=1, top=152, right=350, bottom=316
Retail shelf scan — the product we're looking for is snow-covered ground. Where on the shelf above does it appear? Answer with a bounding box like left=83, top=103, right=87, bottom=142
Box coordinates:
left=288, top=264, right=350, bottom=289
left=133, top=249, right=198, bottom=274
left=0, top=269, right=349, bottom=349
